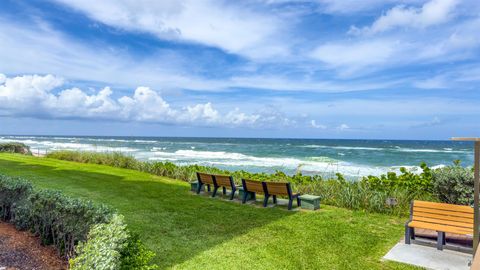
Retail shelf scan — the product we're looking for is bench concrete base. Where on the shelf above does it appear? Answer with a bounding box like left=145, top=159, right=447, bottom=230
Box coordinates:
left=237, top=186, right=255, bottom=201
left=299, top=194, right=321, bottom=210
left=190, top=181, right=203, bottom=192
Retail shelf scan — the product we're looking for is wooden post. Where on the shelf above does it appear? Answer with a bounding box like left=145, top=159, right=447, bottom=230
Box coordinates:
left=451, top=138, right=480, bottom=256
left=475, top=141, right=480, bottom=253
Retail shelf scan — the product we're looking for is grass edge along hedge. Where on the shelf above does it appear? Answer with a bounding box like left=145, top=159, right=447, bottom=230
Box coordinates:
left=0, top=174, right=157, bottom=270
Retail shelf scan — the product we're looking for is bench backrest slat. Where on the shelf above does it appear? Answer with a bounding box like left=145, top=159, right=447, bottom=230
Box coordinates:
left=197, top=172, right=215, bottom=185
left=242, top=179, right=265, bottom=194
left=411, top=200, right=473, bottom=230
left=264, top=182, right=290, bottom=196
left=213, top=175, right=233, bottom=188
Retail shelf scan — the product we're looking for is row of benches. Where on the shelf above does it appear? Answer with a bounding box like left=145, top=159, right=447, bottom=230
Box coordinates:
left=196, top=172, right=302, bottom=210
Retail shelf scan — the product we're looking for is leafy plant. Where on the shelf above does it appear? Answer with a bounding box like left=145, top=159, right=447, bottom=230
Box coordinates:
left=361, top=162, right=433, bottom=193
left=431, top=162, right=474, bottom=205
left=0, top=142, right=32, bottom=155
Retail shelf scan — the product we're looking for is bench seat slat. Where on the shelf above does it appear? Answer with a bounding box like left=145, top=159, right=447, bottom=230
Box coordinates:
left=412, top=216, right=473, bottom=229
left=414, top=200, right=473, bottom=213
left=197, top=173, right=215, bottom=185
left=243, top=180, right=265, bottom=194
left=413, top=206, right=473, bottom=219
left=213, top=175, right=233, bottom=188
left=264, top=182, right=289, bottom=195
left=412, top=211, right=473, bottom=224
left=408, top=221, right=473, bottom=235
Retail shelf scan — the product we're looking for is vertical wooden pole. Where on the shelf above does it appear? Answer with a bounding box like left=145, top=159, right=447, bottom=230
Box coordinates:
left=475, top=141, right=480, bottom=253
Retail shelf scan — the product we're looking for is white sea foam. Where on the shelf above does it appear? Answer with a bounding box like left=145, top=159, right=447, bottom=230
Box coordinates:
left=394, top=148, right=468, bottom=153
left=300, top=145, right=386, bottom=151
left=0, top=138, right=138, bottom=152
left=300, top=144, right=469, bottom=153
left=148, top=149, right=385, bottom=176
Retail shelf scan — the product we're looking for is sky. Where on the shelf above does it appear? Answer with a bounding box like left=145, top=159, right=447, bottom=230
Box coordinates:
left=0, top=0, right=479, bottom=139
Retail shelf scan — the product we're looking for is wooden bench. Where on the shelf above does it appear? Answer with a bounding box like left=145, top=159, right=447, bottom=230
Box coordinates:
left=241, top=179, right=265, bottom=204
left=212, top=174, right=236, bottom=200
left=241, top=179, right=301, bottom=210
left=405, top=200, right=473, bottom=250
left=264, top=182, right=301, bottom=210
left=195, top=173, right=236, bottom=200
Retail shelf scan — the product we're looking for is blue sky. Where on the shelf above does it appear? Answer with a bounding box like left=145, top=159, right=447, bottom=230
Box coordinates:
left=0, top=0, right=479, bottom=139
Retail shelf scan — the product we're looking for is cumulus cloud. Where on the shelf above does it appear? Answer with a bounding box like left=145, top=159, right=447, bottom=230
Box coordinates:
left=350, top=0, right=459, bottom=34
left=338, top=124, right=350, bottom=131
left=0, top=74, right=287, bottom=128
left=310, top=120, right=326, bottom=129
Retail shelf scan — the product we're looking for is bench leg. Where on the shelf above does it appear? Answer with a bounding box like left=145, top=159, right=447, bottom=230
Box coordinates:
left=437, top=231, right=444, bottom=250
left=207, top=184, right=211, bottom=192
left=273, top=195, right=277, bottom=204
left=405, top=224, right=412, bottom=244
left=296, top=197, right=301, bottom=207
left=442, top=232, right=446, bottom=245
left=263, top=195, right=270, bottom=207
left=242, top=192, right=248, bottom=204
left=229, top=189, right=236, bottom=200
left=212, top=186, right=219, bottom=197
left=196, top=183, right=203, bottom=194
left=288, top=199, right=293, bottom=210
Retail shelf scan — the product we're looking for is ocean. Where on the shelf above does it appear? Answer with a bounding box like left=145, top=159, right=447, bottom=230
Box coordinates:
left=0, top=135, right=475, bottom=178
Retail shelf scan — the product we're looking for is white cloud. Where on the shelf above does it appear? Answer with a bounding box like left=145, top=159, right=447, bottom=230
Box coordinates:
left=0, top=74, right=288, bottom=128
left=411, top=116, right=442, bottom=128
left=51, top=0, right=288, bottom=60
left=310, top=120, right=326, bottom=129
left=310, top=39, right=397, bottom=69
left=338, top=124, right=350, bottom=130
left=315, top=0, right=427, bottom=14
left=351, top=0, right=459, bottom=34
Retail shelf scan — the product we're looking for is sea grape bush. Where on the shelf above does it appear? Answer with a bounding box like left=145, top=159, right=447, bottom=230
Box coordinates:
left=431, top=162, right=474, bottom=206
left=0, top=142, right=32, bottom=155
left=361, top=162, right=433, bottom=193
left=0, top=174, right=157, bottom=269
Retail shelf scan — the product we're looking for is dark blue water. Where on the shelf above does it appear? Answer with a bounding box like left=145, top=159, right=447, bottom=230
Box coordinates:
left=0, top=135, right=474, bottom=177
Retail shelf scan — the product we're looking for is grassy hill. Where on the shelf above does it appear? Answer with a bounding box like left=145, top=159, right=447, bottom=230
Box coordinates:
left=0, top=153, right=417, bottom=269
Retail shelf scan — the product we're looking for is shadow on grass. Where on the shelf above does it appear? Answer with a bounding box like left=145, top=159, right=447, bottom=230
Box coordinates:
left=0, top=159, right=296, bottom=269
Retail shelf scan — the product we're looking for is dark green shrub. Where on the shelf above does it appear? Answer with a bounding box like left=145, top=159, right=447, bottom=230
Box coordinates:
left=0, top=175, right=32, bottom=221
left=431, top=163, right=474, bottom=205
left=0, top=142, right=32, bottom=155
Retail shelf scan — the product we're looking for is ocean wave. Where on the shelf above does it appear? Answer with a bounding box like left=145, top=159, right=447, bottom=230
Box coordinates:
left=394, top=148, right=468, bottom=153
left=300, top=144, right=469, bottom=153
left=299, top=145, right=385, bottom=151
left=149, top=149, right=385, bottom=176
left=0, top=138, right=138, bottom=152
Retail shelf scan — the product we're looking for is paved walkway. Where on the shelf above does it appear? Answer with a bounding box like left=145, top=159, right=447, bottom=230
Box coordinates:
left=384, top=242, right=472, bottom=270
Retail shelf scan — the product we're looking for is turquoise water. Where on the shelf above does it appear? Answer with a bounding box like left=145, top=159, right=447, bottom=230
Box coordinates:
left=0, top=135, right=474, bottom=177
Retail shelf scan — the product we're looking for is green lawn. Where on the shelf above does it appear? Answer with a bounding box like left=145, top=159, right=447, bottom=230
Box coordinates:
left=0, top=153, right=417, bottom=269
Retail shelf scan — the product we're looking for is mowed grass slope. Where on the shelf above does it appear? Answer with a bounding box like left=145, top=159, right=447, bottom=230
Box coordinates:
left=0, top=153, right=417, bottom=269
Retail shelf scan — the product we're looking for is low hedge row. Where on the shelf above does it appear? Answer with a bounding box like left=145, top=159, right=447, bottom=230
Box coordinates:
left=0, top=174, right=157, bottom=269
